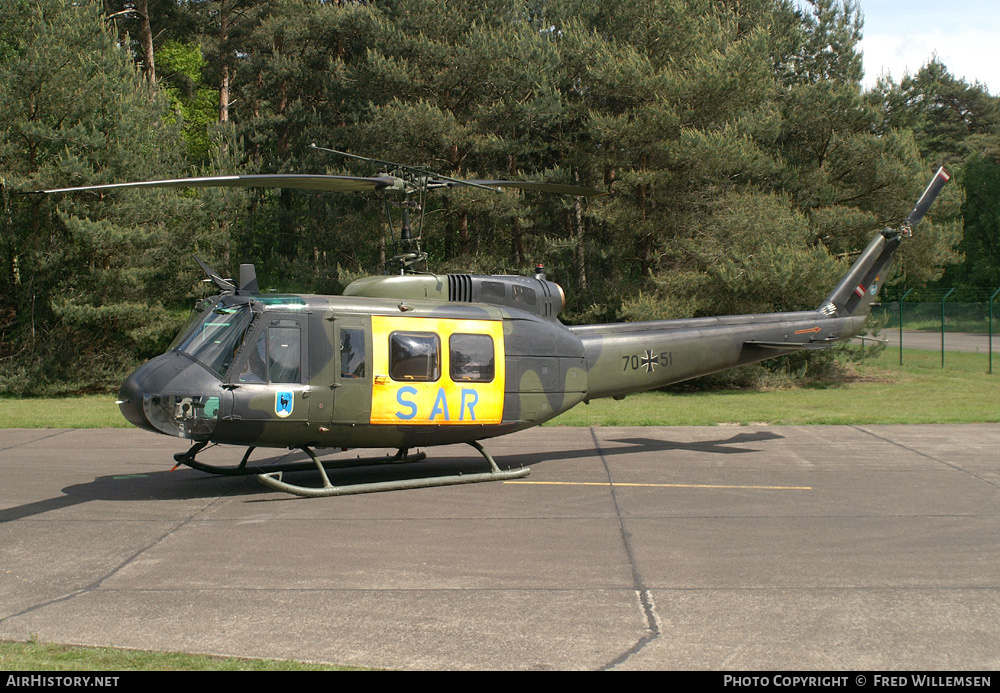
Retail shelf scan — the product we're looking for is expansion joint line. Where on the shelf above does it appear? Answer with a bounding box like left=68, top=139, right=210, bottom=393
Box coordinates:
left=591, top=428, right=662, bottom=670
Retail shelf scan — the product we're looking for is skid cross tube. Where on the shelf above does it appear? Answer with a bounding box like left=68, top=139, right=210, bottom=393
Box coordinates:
left=256, top=441, right=530, bottom=498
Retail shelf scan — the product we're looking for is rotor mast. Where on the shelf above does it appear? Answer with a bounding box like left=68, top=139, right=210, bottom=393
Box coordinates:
left=311, top=143, right=450, bottom=274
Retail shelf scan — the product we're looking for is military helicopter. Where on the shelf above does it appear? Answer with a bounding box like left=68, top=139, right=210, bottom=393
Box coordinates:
left=29, top=157, right=951, bottom=497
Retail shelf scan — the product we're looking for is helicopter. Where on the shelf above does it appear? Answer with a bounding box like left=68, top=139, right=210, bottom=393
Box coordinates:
left=27, top=155, right=951, bottom=497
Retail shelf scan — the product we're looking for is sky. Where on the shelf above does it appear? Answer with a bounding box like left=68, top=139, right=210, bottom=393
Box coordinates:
left=855, top=0, right=1000, bottom=94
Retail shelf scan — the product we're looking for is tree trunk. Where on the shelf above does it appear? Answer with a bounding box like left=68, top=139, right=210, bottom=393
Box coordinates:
left=512, top=217, right=524, bottom=267
left=219, top=1, right=230, bottom=122
left=573, top=169, right=588, bottom=292
left=137, top=0, right=155, bottom=85
left=574, top=197, right=588, bottom=292
left=459, top=209, right=469, bottom=255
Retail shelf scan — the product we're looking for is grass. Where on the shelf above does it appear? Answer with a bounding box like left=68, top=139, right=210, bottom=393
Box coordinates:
left=0, top=394, right=127, bottom=428
left=891, top=319, right=1000, bottom=333
left=2, top=348, right=998, bottom=429
left=0, top=640, right=360, bottom=671
left=546, top=347, right=1000, bottom=426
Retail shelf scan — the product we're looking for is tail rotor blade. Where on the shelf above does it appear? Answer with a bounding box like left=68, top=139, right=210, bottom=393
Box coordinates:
left=905, top=166, right=951, bottom=229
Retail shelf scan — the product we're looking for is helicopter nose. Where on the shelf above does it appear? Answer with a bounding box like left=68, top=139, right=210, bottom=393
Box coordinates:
left=117, top=368, right=152, bottom=432
left=117, top=356, right=173, bottom=433
left=116, top=352, right=224, bottom=440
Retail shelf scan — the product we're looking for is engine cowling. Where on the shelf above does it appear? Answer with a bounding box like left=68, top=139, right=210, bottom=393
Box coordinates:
left=344, top=272, right=566, bottom=320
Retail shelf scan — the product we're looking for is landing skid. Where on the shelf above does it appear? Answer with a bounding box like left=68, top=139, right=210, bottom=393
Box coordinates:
left=172, top=443, right=427, bottom=477
left=172, top=441, right=529, bottom=497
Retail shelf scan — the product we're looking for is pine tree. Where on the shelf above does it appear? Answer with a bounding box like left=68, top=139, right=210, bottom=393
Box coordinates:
left=0, top=0, right=195, bottom=394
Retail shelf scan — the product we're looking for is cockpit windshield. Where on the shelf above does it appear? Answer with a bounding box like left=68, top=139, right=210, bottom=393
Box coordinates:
left=170, top=298, right=255, bottom=376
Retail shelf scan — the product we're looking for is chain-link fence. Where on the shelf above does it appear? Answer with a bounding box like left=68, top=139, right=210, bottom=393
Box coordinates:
left=872, top=287, right=1000, bottom=372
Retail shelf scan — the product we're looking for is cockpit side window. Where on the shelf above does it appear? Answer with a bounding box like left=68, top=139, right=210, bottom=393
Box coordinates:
left=233, top=316, right=303, bottom=384
left=172, top=301, right=254, bottom=377
left=238, top=330, right=267, bottom=384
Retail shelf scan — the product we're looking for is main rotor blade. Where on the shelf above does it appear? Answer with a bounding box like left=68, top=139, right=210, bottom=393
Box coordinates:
left=440, top=179, right=607, bottom=196
left=31, top=173, right=605, bottom=198
left=193, top=255, right=236, bottom=292
left=31, top=174, right=401, bottom=195
left=311, top=144, right=607, bottom=197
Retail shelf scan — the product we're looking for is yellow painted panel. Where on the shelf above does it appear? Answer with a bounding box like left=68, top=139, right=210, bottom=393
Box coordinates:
left=370, top=315, right=505, bottom=425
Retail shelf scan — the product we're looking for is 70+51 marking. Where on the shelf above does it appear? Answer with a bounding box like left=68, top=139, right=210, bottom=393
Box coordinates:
left=623, top=349, right=672, bottom=373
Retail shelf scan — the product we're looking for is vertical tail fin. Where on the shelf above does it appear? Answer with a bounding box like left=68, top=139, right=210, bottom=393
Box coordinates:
left=819, top=167, right=950, bottom=318
left=819, top=230, right=901, bottom=318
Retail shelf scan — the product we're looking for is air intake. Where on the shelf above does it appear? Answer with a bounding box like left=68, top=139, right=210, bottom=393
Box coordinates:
left=448, top=274, right=474, bottom=302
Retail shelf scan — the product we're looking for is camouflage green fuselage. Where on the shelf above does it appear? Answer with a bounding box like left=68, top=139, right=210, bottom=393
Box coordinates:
left=119, top=289, right=862, bottom=452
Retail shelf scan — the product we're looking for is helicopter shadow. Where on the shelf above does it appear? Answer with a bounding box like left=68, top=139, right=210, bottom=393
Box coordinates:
left=251, top=430, right=787, bottom=486
left=0, top=466, right=261, bottom=524
left=0, top=430, right=784, bottom=521
left=496, top=429, right=786, bottom=469
left=0, top=447, right=517, bottom=521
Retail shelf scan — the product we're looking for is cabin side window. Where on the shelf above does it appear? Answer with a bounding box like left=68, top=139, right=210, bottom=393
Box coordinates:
left=389, top=331, right=440, bottom=382
left=449, top=333, right=495, bottom=383
left=268, top=321, right=301, bottom=383
left=340, top=328, right=366, bottom=379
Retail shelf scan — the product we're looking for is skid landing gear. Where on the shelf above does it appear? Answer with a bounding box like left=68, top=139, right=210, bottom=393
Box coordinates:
left=173, top=442, right=428, bottom=476
left=258, top=441, right=530, bottom=498
left=171, top=441, right=529, bottom=497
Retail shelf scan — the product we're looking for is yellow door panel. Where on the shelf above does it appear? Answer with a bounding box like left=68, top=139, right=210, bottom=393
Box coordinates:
left=370, top=315, right=505, bottom=425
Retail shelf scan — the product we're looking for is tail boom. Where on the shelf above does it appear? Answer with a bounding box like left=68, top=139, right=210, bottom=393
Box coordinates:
left=574, top=310, right=860, bottom=401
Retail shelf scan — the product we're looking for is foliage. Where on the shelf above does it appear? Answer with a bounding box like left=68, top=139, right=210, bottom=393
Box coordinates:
left=0, top=0, right=242, bottom=395
left=869, top=58, right=1000, bottom=291
left=1, top=0, right=994, bottom=394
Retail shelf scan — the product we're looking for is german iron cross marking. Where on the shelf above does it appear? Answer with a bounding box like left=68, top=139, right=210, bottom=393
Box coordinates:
left=640, top=349, right=657, bottom=373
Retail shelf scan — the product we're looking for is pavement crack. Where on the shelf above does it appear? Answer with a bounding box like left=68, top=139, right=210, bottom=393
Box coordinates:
left=850, top=425, right=999, bottom=490
left=589, top=427, right=661, bottom=670
left=0, top=519, right=190, bottom=626
left=0, top=477, right=251, bottom=627
left=0, top=429, right=72, bottom=454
